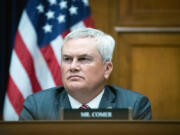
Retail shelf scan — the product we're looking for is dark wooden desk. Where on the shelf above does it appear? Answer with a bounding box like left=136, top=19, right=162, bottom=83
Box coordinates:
left=0, top=121, right=180, bottom=135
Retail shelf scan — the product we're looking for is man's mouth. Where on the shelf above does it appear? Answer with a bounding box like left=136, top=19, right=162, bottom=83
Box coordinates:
left=67, top=75, right=83, bottom=80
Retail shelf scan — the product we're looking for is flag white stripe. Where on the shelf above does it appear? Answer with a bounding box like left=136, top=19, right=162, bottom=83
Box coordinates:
left=19, top=11, right=55, bottom=89
left=3, top=95, right=19, bottom=121
left=50, top=35, right=64, bottom=65
left=70, top=21, right=86, bottom=31
left=10, top=51, right=33, bottom=98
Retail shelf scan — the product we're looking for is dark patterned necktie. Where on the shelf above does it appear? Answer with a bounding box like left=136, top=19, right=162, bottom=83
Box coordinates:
left=79, top=104, right=90, bottom=109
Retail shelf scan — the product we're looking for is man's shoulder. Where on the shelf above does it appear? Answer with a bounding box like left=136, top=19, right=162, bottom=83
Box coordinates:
left=105, top=85, right=147, bottom=104
left=20, top=86, right=67, bottom=120
left=105, top=85, right=152, bottom=120
left=26, top=86, right=65, bottom=101
left=106, top=85, right=144, bottom=97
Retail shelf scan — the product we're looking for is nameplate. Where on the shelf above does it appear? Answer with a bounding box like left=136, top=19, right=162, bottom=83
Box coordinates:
left=60, top=108, right=132, bottom=120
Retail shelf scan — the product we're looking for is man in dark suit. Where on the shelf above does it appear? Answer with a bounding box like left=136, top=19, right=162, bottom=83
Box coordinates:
left=19, top=28, right=152, bottom=120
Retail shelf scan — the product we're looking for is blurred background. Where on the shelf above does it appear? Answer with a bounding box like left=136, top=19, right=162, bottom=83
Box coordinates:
left=0, top=0, right=27, bottom=120
left=0, top=0, right=180, bottom=120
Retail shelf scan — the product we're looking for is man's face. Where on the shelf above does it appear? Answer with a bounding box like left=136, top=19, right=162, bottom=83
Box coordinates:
left=61, top=37, right=112, bottom=95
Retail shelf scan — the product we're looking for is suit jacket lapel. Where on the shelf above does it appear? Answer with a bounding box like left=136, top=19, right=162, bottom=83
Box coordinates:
left=57, top=89, right=72, bottom=109
left=99, top=86, right=116, bottom=109
left=57, top=86, right=117, bottom=109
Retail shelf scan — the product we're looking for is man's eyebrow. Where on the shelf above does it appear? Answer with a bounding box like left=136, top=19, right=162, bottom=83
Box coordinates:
left=79, top=54, right=92, bottom=57
left=62, top=54, right=71, bottom=57
left=62, top=54, right=93, bottom=57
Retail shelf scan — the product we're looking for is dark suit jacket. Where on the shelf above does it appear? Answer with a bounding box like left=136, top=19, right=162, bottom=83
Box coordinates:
left=19, top=85, right=152, bottom=120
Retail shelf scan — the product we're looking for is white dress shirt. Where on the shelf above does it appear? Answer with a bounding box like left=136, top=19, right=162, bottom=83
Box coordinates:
left=68, top=89, right=105, bottom=109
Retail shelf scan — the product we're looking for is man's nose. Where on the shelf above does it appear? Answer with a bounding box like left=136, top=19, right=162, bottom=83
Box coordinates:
left=70, top=59, right=80, bottom=72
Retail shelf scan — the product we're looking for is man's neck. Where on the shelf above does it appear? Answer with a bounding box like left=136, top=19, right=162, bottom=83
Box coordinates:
left=68, top=89, right=104, bottom=109
left=67, top=86, right=105, bottom=104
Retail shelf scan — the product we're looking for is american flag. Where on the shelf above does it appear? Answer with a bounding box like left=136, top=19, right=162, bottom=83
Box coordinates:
left=3, top=0, right=94, bottom=120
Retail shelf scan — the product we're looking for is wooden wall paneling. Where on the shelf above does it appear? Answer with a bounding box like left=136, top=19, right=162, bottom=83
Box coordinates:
left=112, top=33, right=180, bottom=120
left=89, top=0, right=118, bottom=84
left=110, top=33, right=132, bottom=89
left=117, top=0, right=180, bottom=26
left=89, top=0, right=180, bottom=120
left=89, top=0, right=112, bottom=33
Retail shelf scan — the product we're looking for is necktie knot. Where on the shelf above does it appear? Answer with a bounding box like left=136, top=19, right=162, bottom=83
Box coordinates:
left=79, top=104, right=90, bottom=109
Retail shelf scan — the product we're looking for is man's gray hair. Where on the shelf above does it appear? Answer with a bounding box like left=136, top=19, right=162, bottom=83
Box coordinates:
left=62, top=28, right=115, bottom=63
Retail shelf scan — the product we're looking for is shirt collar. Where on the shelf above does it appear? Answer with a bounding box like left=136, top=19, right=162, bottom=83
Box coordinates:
left=68, top=89, right=104, bottom=109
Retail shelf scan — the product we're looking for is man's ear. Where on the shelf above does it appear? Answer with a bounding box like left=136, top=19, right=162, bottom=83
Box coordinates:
left=104, top=61, right=113, bottom=79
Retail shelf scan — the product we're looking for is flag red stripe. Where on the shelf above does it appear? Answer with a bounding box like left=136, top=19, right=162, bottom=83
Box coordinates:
left=83, top=16, right=95, bottom=27
left=7, top=76, right=25, bottom=115
left=14, top=32, right=42, bottom=92
left=62, top=29, right=70, bottom=39
left=40, top=45, right=63, bottom=86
